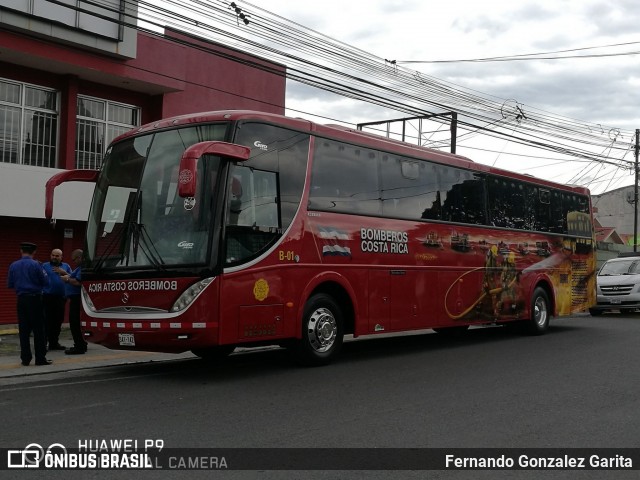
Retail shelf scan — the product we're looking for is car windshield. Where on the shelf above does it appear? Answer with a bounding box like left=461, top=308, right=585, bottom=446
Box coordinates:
left=599, top=259, right=640, bottom=276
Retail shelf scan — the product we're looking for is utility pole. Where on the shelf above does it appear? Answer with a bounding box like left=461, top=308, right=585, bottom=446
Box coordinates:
left=635, top=129, right=639, bottom=252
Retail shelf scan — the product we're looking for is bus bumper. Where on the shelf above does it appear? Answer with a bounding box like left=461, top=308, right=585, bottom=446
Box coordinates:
left=80, top=320, right=220, bottom=353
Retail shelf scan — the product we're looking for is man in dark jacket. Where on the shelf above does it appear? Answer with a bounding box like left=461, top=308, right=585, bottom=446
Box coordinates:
left=42, top=248, right=71, bottom=350
left=7, top=242, right=52, bottom=366
left=61, top=249, right=87, bottom=355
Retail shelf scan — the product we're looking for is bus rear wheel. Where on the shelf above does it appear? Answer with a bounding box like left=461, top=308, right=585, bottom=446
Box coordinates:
left=295, top=293, right=344, bottom=366
left=191, top=345, right=235, bottom=362
left=525, top=287, right=551, bottom=335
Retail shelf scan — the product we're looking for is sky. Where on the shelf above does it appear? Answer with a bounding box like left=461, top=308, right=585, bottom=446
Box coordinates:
left=240, top=0, right=640, bottom=194
left=248, top=0, right=640, bottom=126
left=146, top=0, right=640, bottom=194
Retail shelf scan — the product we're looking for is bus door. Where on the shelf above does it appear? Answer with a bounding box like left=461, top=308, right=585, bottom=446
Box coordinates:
left=368, top=269, right=419, bottom=332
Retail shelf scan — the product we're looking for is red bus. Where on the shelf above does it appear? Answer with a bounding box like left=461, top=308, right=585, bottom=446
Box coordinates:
left=46, top=110, right=596, bottom=365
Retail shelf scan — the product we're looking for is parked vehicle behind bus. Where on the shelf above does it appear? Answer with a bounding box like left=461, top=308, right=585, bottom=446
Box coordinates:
left=590, top=254, right=640, bottom=316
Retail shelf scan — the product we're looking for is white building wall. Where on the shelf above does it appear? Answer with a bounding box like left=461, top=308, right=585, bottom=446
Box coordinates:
left=0, top=163, right=94, bottom=221
left=593, top=185, right=637, bottom=234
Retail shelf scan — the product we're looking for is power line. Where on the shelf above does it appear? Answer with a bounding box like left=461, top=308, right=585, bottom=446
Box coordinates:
left=53, top=0, right=638, bottom=193
left=397, top=39, right=640, bottom=64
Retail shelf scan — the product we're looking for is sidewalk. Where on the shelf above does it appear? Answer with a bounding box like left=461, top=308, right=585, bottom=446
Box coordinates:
left=0, top=324, right=194, bottom=379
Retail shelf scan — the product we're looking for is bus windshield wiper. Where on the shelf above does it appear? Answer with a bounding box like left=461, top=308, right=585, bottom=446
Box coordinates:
left=130, top=193, right=166, bottom=270
left=137, top=224, right=166, bottom=271
left=130, top=193, right=143, bottom=264
left=93, top=221, right=129, bottom=272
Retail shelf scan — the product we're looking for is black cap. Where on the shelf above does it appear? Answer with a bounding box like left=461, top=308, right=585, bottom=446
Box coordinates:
left=20, top=242, right=37, bottom=253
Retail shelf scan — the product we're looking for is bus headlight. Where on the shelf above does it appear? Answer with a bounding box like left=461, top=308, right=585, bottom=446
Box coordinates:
left=82, top=287, right=97, bottom=313
left=171, top=277, right=214, bottom=312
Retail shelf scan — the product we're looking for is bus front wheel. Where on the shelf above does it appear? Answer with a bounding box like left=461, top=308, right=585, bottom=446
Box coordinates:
left=295, top=293, right=344, bottom=366
left=525, top=287, right=551, bottom=335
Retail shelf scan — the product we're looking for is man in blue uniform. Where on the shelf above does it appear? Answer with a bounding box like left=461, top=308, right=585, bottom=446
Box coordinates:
left=7, top=242, right=52, bottom=366
left=42, top=248, right=71, bottom=350
left=61, top=249, right=87, bottom=355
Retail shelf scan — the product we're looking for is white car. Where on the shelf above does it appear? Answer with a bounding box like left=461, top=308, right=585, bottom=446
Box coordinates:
left=590, top=255, right=640, bottom=315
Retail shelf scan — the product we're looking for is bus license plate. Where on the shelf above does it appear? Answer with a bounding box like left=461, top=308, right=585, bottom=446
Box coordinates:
left=118, top=333, right=135, bottom=346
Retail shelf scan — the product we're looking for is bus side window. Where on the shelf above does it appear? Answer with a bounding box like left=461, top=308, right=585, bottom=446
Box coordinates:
left=487, top=178, right=525, bottom=229
left=440, top=169, right=485, bottom=225
left=549, top=191, right=565, bottom=233
left=227, top=176, right=243, bottom=225
left=225, top=165, right=280, bottom=265
left=381, top=156, right=440, bottom=221
left=309, top=140, right=381, bottom=215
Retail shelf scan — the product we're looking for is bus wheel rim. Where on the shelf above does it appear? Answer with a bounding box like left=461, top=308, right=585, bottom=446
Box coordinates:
left=534, top=297, right=547, bottom=327
left=307, top=307, right=337, bottom=353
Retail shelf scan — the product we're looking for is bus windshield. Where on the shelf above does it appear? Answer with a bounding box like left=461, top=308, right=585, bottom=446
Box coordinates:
left=85, top=124, right=227, bottom=271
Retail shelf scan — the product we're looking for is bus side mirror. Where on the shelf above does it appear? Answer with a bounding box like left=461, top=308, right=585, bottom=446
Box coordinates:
left=45, top=169, right=99, bottom=219
left=178, top=141, right=251, bottom=198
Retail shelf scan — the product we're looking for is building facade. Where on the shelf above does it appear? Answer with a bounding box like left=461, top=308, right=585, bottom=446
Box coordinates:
left=592, top=185, right=638, bottom=245
left=0, top=1, right=286, bottom=323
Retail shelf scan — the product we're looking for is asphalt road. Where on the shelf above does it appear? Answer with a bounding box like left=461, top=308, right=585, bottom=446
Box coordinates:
left=2, top=314, right=640, bottom=480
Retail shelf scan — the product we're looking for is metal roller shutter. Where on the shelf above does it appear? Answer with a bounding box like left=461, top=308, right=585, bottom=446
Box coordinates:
left=0, top=217, right=54, bottom=325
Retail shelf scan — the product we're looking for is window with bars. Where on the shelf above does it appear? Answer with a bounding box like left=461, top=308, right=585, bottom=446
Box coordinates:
left=0, top=79, right=59, bottom=167
left=76, top=96, right=140, bottom=170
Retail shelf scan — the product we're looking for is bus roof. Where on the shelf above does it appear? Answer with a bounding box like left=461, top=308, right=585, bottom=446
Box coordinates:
left=113, top=109, right=591, bottom=197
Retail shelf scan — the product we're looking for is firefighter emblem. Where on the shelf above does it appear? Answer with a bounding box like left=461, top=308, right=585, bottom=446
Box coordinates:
left=253, top=279, right=269, bottom=301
